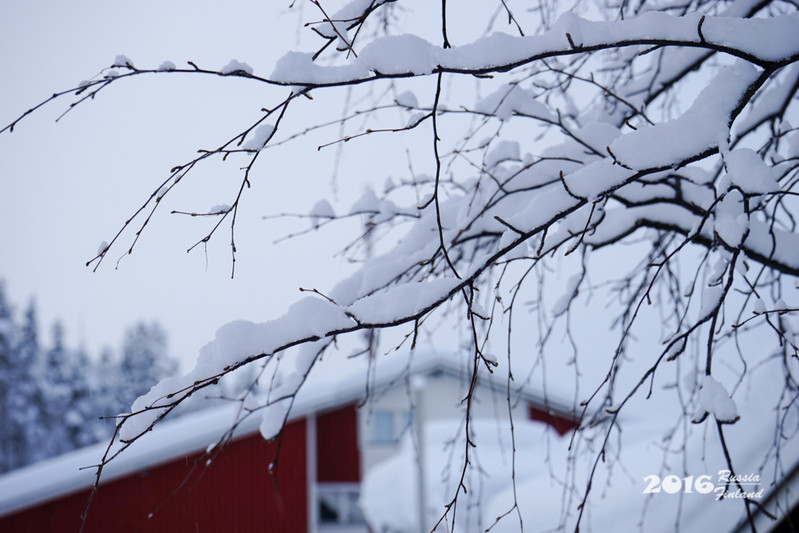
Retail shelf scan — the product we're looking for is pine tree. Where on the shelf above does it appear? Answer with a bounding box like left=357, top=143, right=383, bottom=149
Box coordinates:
left=8, top=303, right=45, bottom=469
left=91, top=346, right=125, bottom=432
left=66, top=346, right=104, bottom=448
left=0, top=284, right=183, bottom=471
left=0, top=283, right=16, bottom=472
left=118, top=322, right=177, bottom=411
left=36, top=321, right=76, bottom=459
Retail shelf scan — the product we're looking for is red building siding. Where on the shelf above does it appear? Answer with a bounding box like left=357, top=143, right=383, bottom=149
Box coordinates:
left=316, top=404, right=360, bottom=483
left=529, top=405, right=576, bottom=436
left=1, top=419, right=308, bottom=533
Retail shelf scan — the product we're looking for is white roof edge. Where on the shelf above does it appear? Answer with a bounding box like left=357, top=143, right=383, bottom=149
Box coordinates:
left=427, top=360, right=577, bottom=418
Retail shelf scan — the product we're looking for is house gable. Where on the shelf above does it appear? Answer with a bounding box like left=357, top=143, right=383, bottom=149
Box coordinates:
left=0, top=351, right=579, bottom=532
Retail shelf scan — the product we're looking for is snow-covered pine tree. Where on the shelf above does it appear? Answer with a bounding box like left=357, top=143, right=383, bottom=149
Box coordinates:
left=118, top=322, right=177, bottom=409
left=0, top=283, right=17, bottom=472
left=37, top=322, right=75, bottom=459
left=7, top=303, right=46, bottom=469
left=0, top=284, right=185, bottom=471
left=66, top=346, right=106, bottom=449
left=90, top=347, right=124, bottom=430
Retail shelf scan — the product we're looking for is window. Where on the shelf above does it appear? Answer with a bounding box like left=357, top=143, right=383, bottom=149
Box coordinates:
left=372, top=411, right=395, bottom=444
left=370, top=410, right=413, bottom=445
left=317, top=482, right=366, bottom=530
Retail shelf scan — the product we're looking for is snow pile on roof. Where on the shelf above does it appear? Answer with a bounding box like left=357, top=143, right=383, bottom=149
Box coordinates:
left=360, top=358, right=799, bottom=532
left=361, top=418, right=558, bottom=532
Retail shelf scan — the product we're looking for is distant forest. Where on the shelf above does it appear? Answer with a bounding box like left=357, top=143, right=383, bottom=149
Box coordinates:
left=0, top=280, right=179, bottom=473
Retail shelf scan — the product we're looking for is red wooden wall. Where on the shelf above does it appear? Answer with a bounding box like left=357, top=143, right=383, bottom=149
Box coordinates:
left=316, top=404, right=360, bottom=483
left=0, top=419, right=307, bottom=533
left=529, top=405, right=576, bottom=436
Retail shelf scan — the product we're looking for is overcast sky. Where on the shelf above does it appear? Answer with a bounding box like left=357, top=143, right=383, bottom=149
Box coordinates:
left=0, top=0, right=659, bottom=384
left=0, top=1, right=392, bottom=367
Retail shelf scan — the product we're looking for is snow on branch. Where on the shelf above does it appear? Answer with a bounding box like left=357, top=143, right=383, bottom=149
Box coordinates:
left=270, top=12, right=799, bottom=86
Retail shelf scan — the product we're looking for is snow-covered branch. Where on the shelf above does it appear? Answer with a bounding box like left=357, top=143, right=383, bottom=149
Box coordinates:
left=4, top=0, right=799, bottom=531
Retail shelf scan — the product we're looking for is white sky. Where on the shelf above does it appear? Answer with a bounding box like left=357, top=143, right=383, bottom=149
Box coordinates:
left=0, top=0, right=754, bottom=386
left=0, top=1, right=391, bottom=367
left=0, top=0, right=671, bottom=390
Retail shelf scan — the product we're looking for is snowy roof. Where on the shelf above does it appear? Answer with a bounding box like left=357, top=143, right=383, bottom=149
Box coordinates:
left=0, top=349, right=571, bottom=518
left=359, top=410, right=799, bottom=533
left=358, top=351, right=799, bottom=533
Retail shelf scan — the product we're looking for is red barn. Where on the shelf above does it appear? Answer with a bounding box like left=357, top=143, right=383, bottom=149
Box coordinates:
left=0, top=353, right=576, bottom=532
